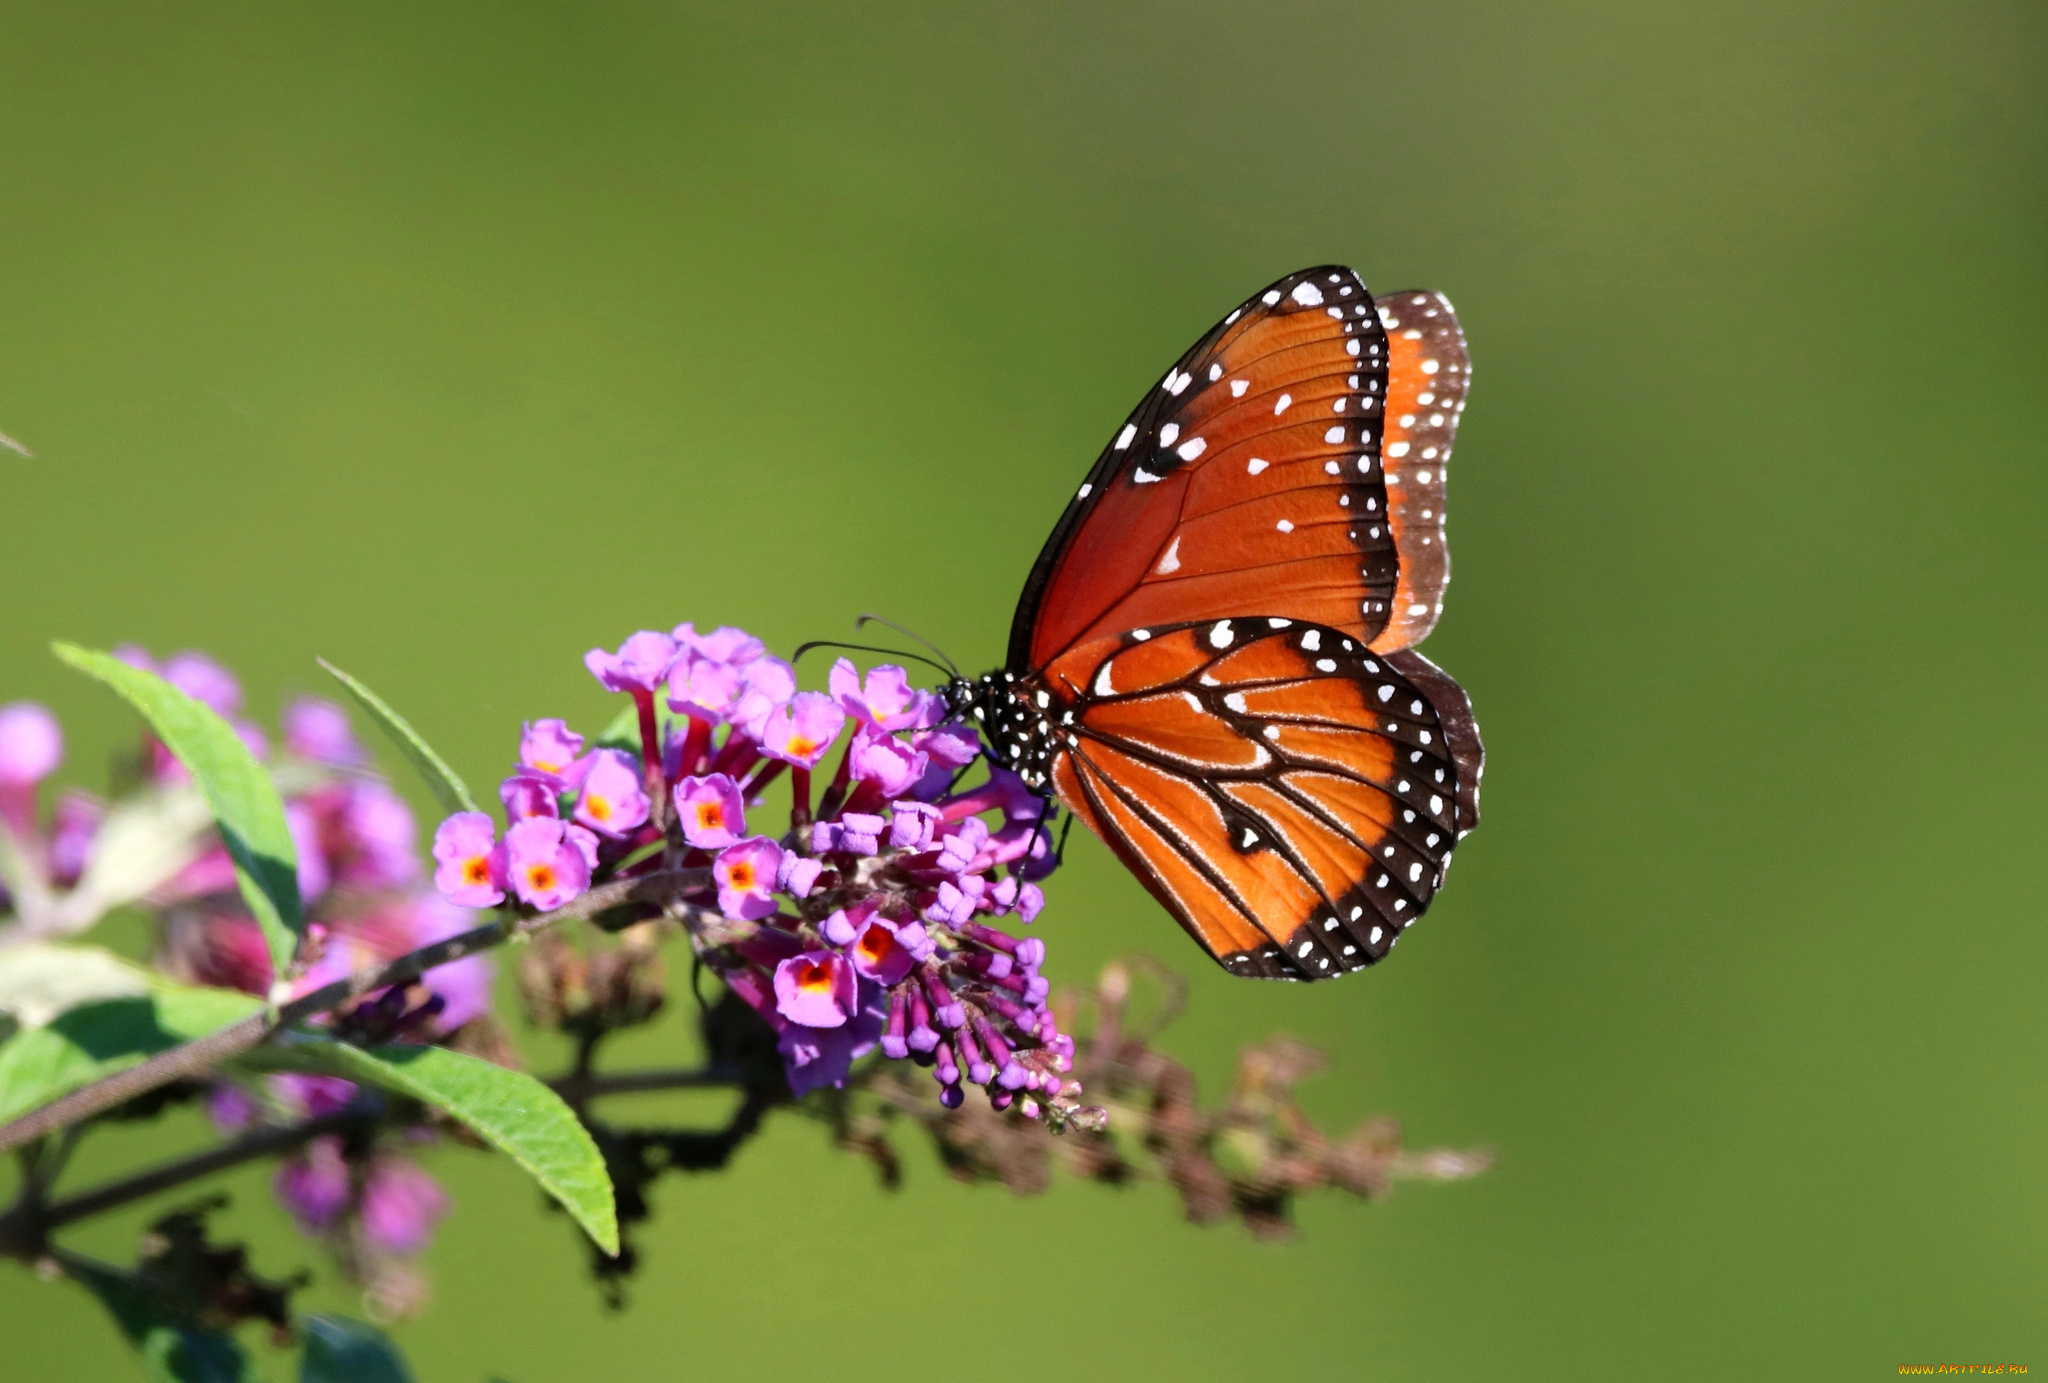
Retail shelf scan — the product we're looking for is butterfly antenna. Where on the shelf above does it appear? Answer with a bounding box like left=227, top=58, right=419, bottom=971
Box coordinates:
left=789, top=639, right=956, bottom=679
left=855, top=613, right=960, bottom=677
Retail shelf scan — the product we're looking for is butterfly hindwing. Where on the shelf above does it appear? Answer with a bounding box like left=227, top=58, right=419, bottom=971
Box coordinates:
left=1042, top=619, right=1479, bottom=981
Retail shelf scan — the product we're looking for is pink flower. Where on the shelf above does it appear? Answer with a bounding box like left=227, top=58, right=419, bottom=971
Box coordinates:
left=499, top=772, right=560, bottom=822
left=431, top=812, right=505, bottom=908
left=829, top=660, right=939, bottom=732
left=673, top=774, right=746, bottom=849
left=519, top=719, right=585, bottom=777
left=360, top=1156, right=450, bottom=1256
left=713, top=836, right=782, bottom=920
left=501, top=817, right=592, bottom=910
left=161, top=651, right=243, bottom=717
left=673, top=623, right=766, bottom=667
left=571, top=749, right=649, bottom=838
left=584, top=631, right=678, bottom=693
left=848, top=916, right=916, bottom=986
left=759, top=692, right=845, bottom=769
left=275, top=1137, right=352, bottom=1233
left=283, top=697, right=366, bottom=766
left=286, top=800, right=332, bottom=903
left=773, top=949, right=857, bottom=1028
left=0, top=703, right=62, bottom=786
left=777, top=981, right=887, bottom=1096
left=665, top=653, right=745, bottom=723
left=337, top=782, right=419, bottom=889
left=848, top=724, right=928, bottom=797
left=730, top=658, right=797, bottom=738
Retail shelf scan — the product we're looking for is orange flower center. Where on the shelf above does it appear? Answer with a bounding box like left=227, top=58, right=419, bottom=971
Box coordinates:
left=525, top=863, right=558, bottom=891
left=695, top=801, right=724, bottom=831
left=856, top=927, right=892, bottom=965
left=795, top=959, right=835, bottom=992
left=726, top=860, right=756, bottom=890
left=461, top=856, right=492, bottom=886
left=785, top=735, right=817, bottom=758
left=585, top=793, right=613, bottom=823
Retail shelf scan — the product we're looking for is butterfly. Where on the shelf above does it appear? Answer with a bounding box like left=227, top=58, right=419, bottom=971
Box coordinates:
left=945, top=266, right=1483, bottom=981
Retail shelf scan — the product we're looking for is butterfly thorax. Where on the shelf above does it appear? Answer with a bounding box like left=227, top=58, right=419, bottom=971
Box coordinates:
left=945, top=670, right=1069, bottom=792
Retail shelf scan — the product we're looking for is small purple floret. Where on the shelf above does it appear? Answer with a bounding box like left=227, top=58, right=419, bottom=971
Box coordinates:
left=520, top=719, right=586, bottom=777
left=584, top=631, right=678, bottom=693
left=0, top=702, right=61, bottom=787
left=501, top=817, right=592, bottom=910
left=571, top=749, right=649, bottom=837
left=431, top=812, right=505, bottom=908
left=713, top=836, right=783, bottom=920
left=673, top=773, right=746, bottom=849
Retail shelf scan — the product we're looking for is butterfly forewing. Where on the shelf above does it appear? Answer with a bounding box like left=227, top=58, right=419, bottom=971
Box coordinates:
left=1010, top=267, right=1398, bottom=671
left=1041, top=619, right=1479, bottom=981
left=1369, top=290, right=1471, bottom=652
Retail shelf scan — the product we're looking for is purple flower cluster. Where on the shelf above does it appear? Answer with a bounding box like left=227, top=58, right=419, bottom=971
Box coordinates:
left=434, top=623, right=1088, bottom=1121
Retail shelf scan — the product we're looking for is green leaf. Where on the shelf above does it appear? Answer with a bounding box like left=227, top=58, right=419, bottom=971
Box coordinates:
left=316, top=659, right=479, bottom=817
left=245, top=1039, right=618, bottom=1255
left=0, top=943, right=152, bottom=1028
left=68, top=1256, right=260, bottom=1383
left=0, top=987, right=264, bottom=1125
left=299, top=1314, right=414, bottom=1383
left=53, top=643, right=302, bottom=979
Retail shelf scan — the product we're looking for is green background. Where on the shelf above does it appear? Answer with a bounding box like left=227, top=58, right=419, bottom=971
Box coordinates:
left=2, top=1, right=2042, bottom=1378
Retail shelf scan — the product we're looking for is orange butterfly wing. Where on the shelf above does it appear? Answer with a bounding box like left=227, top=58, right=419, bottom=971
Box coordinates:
left=1010, top=267, right=1400, bottom=670
left=1040, top=620, right=1481, bottom=981
left=1369, top=290, right=1472, bottom=652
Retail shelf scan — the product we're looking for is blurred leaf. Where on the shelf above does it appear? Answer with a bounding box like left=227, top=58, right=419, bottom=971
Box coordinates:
left=316, top=659, right=479, bottom=817
left=53, top=644, right=302, bottom=979
left=48, top=785, right=214, bottom=938
left=0, top=986, right=263, bottom=1125
left=0, top=943, right=151, bottom=1027
left=67, top=1256, right=260, bottom=1383
left=0, top=818, right=56, bottom=931
left=299, top=1314, right=414, bottom=1383
left=245, top=1038, right=618, bottom=1255
left=592, top=702, right=640, bottom=755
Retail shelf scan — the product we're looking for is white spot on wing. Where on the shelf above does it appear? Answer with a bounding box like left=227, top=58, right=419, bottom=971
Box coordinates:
left=1076, top=483, right=1091, bottom=499
left=1231, top=379, right=1248, bottom=397
left=1159, top=423, right=1180, bottom=446
left=1276, top=519, right=1293, bottom=532
left=1155, top=536, right=1182, bottom=575
left=1093, top=663, right=1115, bottom=696
left=1246, top=458, right=1268, bottom=475
left=1133, top=468, right=1161, bottom=483
left=1274, top=393, right=1292, bottom=416
left=1290, top=281, right=1324, bottom=306
left=1208, top=620, right=1234, bottom=648
left=1176, top=436, right=1207, bottom=461
left=1114, top=424, right=1136, bottom=450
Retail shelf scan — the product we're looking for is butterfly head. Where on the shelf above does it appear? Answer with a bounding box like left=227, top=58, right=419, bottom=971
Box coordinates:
left=946, top=670, right=1063, bottom=793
